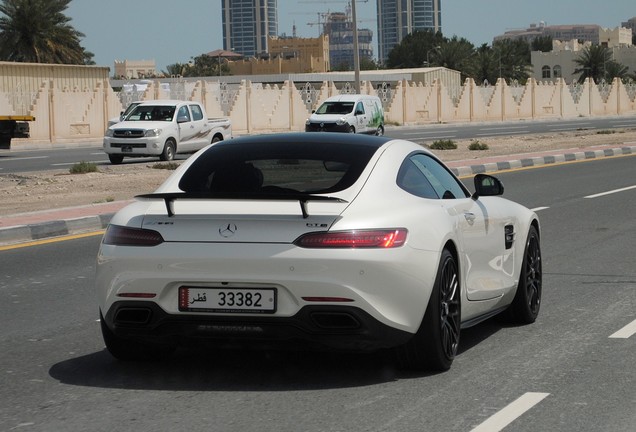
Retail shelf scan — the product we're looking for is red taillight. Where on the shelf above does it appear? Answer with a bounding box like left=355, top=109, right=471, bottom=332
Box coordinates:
left=103, top=225, right=164, bottom=246
left=302, top=297, right=355, bottom=302
left=116, top=293, right=157, bottom=298
left=294, top=229, right=407, bottom=248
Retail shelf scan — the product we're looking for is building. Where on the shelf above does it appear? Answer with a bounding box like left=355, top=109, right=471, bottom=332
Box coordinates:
left=377, top=0, right=442, bottom=64
left=323, top=11, right=374, bottom=70
left=113, top=60, right=157, bottom=79
left=221, top=0, right=278, bottom=58
left=531, top=32, right=635, bottom=83
left=621, top=17, right=636, bottom=35
left=228, top=35, right=331, bottom=75
left=495, top=23, right=603, bottom=44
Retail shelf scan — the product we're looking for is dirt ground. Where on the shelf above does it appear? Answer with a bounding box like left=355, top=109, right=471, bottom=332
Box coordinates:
left=2, top=128, right=636, bottom=217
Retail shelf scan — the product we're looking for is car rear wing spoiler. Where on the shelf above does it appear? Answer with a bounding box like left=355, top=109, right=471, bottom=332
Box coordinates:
left=135, top=192, right=348, bottom=219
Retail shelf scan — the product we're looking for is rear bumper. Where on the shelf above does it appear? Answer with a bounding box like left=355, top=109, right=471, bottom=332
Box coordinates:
left=102, top=301, right=413, bottom=352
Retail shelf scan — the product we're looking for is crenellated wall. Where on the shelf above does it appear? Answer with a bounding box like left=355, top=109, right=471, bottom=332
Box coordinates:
left=1, top=66, right=636, bottom=147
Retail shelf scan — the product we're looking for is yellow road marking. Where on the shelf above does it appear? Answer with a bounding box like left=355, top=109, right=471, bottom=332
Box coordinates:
left=0, top=230, right=104, bottom=251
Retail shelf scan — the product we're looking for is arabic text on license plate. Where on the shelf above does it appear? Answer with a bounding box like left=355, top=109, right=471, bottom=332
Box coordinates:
left=179, top=287, right=276, bottom=314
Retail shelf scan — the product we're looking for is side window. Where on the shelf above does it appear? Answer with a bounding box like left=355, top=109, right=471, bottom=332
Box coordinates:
left=398, top=154, right=469, bottom=199
left=189, top=104, right=204, bottom=121
left=178, top=106, right=191, bottom=122
left=355, top=102, right=365, bottom=115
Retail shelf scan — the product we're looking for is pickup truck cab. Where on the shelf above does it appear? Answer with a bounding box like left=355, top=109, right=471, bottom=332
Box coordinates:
left=103, top=100, right=232, bottom=164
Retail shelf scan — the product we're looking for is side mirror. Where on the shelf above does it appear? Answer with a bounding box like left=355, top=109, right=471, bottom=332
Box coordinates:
left=472, top=174, right=504, bottom=199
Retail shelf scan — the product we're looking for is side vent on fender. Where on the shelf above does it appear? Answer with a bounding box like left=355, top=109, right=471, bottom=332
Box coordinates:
left=504, top=225, right=515, bottom=249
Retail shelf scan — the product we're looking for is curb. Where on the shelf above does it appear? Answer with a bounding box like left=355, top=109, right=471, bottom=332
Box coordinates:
left=449, top=145, right=635, bottom=177
left=2, top=144, right=635, bottom=246
left=0, top=213, right=113, bottom=246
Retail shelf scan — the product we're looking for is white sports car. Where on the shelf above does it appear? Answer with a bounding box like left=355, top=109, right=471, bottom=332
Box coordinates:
left=96, top=133, right=542, bottom=371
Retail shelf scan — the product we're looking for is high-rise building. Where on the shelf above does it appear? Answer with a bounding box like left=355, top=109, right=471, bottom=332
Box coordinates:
left=377, top=0, right=441, bottom=63
left=222, top=0, right=278, bottom=58
left=323, top=10, right=374, bottom=70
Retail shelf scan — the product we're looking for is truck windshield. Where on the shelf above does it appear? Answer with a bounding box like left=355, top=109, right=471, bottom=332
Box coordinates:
left=315, top=102, right=354, bottom=115
left=127, top=105, right=176, bottom=121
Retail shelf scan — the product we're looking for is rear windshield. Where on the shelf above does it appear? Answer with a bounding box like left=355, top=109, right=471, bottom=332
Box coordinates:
left=178, top=137, right=382, bottom=195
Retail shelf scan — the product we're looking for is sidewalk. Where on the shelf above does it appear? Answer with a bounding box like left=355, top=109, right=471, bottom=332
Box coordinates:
left=1, top=143, right=634, bottom=246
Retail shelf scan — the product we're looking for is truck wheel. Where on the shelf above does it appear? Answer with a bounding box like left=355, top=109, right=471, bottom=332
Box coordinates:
left=108, top=154, right=124, bottom=165
left=348, top=126, right=355, bottom=133
left=160, top=139, right=176, bottom=161
left=212, top=135, right=222, bottom=144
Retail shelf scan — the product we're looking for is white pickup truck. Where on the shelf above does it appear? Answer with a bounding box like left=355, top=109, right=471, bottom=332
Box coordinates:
left=103, top=100, right=232, bottom=164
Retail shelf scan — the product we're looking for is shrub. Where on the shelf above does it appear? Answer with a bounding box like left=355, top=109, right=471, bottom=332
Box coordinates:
left=429, top=139, right=458, bottom=150
left=468, top=140, right=489, bottom=151
left=596, top=130, right=615, bottom=135
left=69, top=161, right=98, bottom=174
left=152, top=162, right=180, bottom=170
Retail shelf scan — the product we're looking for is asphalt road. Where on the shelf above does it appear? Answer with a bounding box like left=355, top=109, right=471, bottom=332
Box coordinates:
left=2, top=116, right=636, bottom=173
left=0, top=156, right=635, bottom=431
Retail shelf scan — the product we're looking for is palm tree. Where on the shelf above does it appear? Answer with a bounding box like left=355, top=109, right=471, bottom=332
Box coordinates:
left=0, top=0, right=92, bottom=64
left=435, top=36, right=475, bottom=81
left=573, top=45, right=611, bottom=84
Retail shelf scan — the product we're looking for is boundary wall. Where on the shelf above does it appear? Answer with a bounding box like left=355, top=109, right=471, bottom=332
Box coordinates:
left=1, top=62, right=635, bottom=146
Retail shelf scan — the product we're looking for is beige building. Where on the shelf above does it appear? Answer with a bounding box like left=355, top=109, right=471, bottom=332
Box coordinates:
left=495, top=23, right=603, bottom=44
left=228, top=35, right=330, bottom=75
left=113, top=59, right=157, bottom=79
left=532, top=33, right=636, bottom=83
left=598, top=27, right=633, bottom=47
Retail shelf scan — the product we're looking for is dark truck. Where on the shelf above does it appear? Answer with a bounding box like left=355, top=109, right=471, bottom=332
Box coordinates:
left=0, top=115, right=34, bottom=149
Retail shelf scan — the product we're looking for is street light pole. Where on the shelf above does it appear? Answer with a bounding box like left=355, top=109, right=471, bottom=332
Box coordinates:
left=351, top=0, right=360, bottom=93
left=426, top=45, right=440, bottom=66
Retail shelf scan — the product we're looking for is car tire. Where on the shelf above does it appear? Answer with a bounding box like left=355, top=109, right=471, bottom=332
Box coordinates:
left=348, top=126, right=355, bottom=133
left=108, top=154, right=124, bottom=165
left=503, top=225, right=542, bottom=324
left=375, top=125, right=384, bottom=136
left=396, top=248, right=461, bottom=371
left=160, top=139, right=176, bottom=161
left=100, top=313, right=175, bottom=361
left=212, top=135, right=221, bottom=144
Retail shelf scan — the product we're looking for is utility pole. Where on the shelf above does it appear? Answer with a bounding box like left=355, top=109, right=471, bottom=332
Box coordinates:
left=351, top=0, right=360, bottom=93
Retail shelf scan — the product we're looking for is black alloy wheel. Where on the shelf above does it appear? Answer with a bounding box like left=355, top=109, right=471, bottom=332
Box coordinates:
left=506, top=225, right=542, bottom=324
left=396, top=248, right=460, bottom=371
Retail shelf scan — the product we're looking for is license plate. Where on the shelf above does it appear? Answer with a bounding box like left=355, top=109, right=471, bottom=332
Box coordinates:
left=121, top=146, right=133, bottom=152
left=179, top=287, right=276, bottom=314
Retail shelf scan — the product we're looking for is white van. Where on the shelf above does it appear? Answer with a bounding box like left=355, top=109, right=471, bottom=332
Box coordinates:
left=305, top=94, right=385, bottom=135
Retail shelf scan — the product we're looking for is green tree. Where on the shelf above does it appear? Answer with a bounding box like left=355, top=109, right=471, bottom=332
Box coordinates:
left=435, top=36, right=475, bottom=81
left=469, top=44, right=499, bottom=85
left=491, top=39, right=532, bottom=84
left=603, top=60, right=629, bottom=81
left=531, top=36, right=553, bottom=52
left=573, top=44, right=611, bottom=83
left=0, top=0, right=92, bottom=64
left=385, top=29, right=445, bottom=69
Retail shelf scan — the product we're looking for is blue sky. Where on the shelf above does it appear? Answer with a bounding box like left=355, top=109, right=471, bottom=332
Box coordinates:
left=66, top=0, right=635, bottom=72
